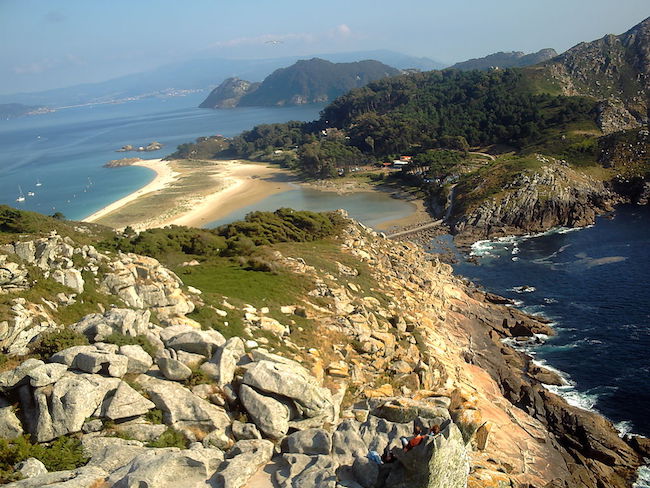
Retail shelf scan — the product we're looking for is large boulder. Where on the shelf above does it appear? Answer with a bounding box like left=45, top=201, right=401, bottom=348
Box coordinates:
left=284, top=428, right=332, bottom=455
left=71, top=308, right=152, bottom=342
left=74, top=350, right=129, bottom=378
left=8, top=466, right=108, bottom=487
left=165, top=328, right=226, bottom=357
left=51, top=269, right=84, bottom=294
left=23, top=372, right=120, bottom=442
left=97, top=381, right=155, bottom=420
left=26, top=363, right=68, bottom=388
left=137, top=375, right=231, bottom=435
left=107, top=447, right=224, bottom=487
left=212, top=439, right=274, bottom=488
left=274, top=453, right=338, bottom=488
left=202, top=337, right=245, bottom=387
left=242, top=360, right=334, bottom=419
left=157, top=357, right=192, bottom=381
left=119, top=344, right=153, bottom=374
left=82, top=436, right=146, bottom=473
left=0, top=396, right=23, bottom=439
left=239, top=384, right=290, bottom=440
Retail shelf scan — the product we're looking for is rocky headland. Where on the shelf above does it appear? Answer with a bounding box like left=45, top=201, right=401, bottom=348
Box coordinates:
left=0, top=210, right=647, bottom=487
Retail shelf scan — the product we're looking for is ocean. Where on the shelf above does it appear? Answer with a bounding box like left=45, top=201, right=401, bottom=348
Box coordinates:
left=0, top=93, right=325, bottom=220
left=447, top=204, right=650, bottom=442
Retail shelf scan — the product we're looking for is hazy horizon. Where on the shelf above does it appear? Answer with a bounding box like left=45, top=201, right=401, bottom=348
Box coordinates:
left=1, top=0, right=648, bottom=95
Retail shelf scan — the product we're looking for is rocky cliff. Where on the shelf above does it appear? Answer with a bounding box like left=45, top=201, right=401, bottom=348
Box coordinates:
left=536, top=16, right=650, bottom=131
left=199, top=78, right=261, bottom=109
left=449, top=157, right=621, bottom=244
left=0, top=215, right=647, bottom=487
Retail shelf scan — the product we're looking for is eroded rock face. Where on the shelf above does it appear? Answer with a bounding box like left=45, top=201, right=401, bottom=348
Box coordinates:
left=100, top=253, right=196, bottom=326
left=452, top=162, right=619, bottom=243
left=212, top=439, right=274, bottom=488
left=72, top=308, right=152, bottom=342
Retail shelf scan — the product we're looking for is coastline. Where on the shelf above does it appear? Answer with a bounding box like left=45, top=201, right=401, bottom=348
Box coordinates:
left=83, top=161, right=430, bottom=232
left=83, top=158, right=174, bottom=223
left=84, top=159, right=295, bottom=231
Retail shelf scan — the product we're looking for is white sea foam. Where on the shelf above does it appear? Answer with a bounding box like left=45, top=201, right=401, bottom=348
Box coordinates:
left=634, top=465, right=650, bottom=488
left=544, top=383, right=600, bottom=411
left=469, top=240, right=496, bottom=256
left=510, top=285, right=536, bottom=293
left=531, top=358, right=570, bottom=385
left=511, top=256, right=519, bottom=262
left=615, top=420, right=634, bottom=437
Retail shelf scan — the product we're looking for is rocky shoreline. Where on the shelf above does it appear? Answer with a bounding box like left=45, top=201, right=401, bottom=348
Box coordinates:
left=0, top=217, right=648, bottom=487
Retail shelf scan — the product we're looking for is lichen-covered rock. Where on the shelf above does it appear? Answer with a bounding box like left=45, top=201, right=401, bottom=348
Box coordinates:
left=107, top=447, right=224, bottom=487
left=157, top=357, right=192, bottom=381
left=98, top=381, right=155, bottom=420
left=136, top=375, right=231, bottom=435
left=239, top=384, right=290, bottom=440
left=72, top=308, right=152, bottom=342
left=212, top=439, right=274, bottom=488
left=284, top=428, right=332, bottom=455
left=242, top=360, right=334, bottom=420
left=23, top=372, right=120, bottom=442
left=0, top=396, right=23, bottom=439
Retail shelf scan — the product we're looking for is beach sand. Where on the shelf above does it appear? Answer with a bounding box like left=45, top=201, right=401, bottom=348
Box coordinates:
left=84, top=159, right=294, bottom=230
left=84, top=158, right=425, bottom=231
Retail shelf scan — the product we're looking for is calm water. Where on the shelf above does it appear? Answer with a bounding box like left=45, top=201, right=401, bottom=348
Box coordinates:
left=0, top=94, right=324, bottom=220
left=448, top=204, right=650, bottom=440
left=208, top=184, right=415, bottom=228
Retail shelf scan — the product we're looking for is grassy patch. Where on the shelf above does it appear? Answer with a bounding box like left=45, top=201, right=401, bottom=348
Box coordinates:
left=146, top=428, right=188, bottom=449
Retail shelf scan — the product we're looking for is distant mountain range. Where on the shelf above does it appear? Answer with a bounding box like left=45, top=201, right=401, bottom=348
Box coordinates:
left=199, top=59, right=401, bottom=108
left=450, top=49, right=558, bottom=71
left=0, top=50, right=444, bottom=108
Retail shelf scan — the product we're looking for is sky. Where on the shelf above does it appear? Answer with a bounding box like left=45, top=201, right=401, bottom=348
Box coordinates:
left=0, top=0, right=648, bottom=95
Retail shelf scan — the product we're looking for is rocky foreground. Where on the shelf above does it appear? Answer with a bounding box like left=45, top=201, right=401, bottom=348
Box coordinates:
left=0, top=217, right=649, bottom=487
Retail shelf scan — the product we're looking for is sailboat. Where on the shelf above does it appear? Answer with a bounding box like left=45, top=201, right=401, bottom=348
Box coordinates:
left=16, top=186, right=25, bottom=202
left=35, top=179, right=42, bottom=187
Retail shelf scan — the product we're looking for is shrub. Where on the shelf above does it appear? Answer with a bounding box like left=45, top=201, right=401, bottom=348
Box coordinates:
left=183, top=368, right=212, bottom=387
left=0, top=435, right=88, bottom=483
left=147, top=428, right=188, bottom=449
left=30, top=329, right=89, bottom=359
left=145, top=408, right=164, bottom=425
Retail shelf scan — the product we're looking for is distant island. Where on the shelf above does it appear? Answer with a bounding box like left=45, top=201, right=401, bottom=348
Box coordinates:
left=0, top=103, right=52, bottom=119
left=450, top=48, right=558, bottom=71
left=199, top=58, right=401, bottom=108
left=103, top=157, right=144, bottom=168
left=116, top=141, right=163, bottom=152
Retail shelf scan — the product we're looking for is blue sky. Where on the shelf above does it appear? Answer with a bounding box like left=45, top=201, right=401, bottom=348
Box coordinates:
left=0, top=0, right=648, bottom=94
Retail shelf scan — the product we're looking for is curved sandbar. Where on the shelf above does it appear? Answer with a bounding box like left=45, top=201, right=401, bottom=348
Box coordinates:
left=84, top=159, right=294, bottom=231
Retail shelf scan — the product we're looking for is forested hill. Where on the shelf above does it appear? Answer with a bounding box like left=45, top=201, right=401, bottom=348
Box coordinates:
left=199, top=58, right=400, bottom=108
left=450, top=49, right=557, bottom=71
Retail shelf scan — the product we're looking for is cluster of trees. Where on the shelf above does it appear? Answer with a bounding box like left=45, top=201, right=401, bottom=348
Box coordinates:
left=405, top=150, right=467, bottom=180
left=171, top=68, right=598, bottom=178
left=322, top=69, right=595, bottom=152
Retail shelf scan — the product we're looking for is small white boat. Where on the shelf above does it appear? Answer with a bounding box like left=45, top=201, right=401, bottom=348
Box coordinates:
left=35, top=179, right=42, bottom=187
left=27, top=191, right=35, bottom=197
left=16, top=186, right=25, bottom=202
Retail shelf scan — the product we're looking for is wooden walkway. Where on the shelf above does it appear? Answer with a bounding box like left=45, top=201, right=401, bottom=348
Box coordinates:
left=386, top=219, right=444, bottom=239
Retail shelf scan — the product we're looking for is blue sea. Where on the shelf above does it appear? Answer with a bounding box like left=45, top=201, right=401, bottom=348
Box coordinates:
left=446, top=205, right=650, bottom=443
left=0, top=94, right=325, bottom=220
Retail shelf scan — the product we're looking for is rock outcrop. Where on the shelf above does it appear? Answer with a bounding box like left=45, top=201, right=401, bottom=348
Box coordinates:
left=451, top=159, right=620, bottom=244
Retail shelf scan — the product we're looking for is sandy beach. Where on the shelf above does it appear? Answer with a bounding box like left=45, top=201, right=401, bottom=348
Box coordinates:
left=85, top=158, right=294, bottom=230
left=83, top=159, right=175, bottom=223
left=84, top=158, right=426, bottom=232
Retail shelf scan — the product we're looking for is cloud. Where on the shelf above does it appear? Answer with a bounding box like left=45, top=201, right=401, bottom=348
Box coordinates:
left=335, top=24, right=352, bottom=37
